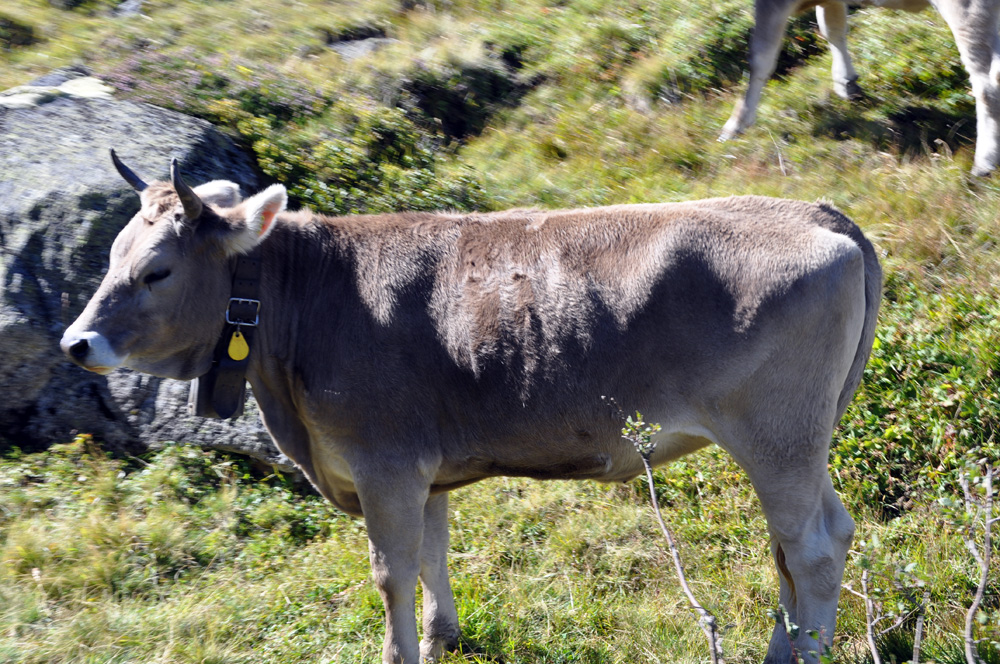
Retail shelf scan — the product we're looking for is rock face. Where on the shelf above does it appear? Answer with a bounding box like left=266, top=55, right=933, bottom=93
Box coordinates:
left=0, top=69, right=293, bottom=471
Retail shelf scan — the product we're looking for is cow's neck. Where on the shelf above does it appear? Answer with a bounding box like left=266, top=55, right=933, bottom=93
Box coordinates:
left=242, top=217, right=353, bottom=409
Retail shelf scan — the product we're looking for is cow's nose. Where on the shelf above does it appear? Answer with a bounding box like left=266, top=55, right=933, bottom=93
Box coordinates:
left=59, top=330, right=124, bottom=374
left=68, top=338, right=90, bottom=360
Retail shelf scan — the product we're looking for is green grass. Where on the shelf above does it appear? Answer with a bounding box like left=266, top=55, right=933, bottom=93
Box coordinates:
left=4, top=0, right=1000, bottom=661
left=1, top=439, right=995, bottom=663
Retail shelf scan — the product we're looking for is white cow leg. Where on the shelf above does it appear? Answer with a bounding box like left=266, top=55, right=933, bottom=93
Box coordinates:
left=418, top=493, right=460, bottom=662
left=758, top=475, right=855, bottom=664
left=721, top=0, right=799, bottom=140
left=358, top=473, right=430, bottom=664
left=817, top=2, right=861, bottom=98
left=970, top=78, right=1000, bottom=176
left=935, top=0, right=1000, bottom=175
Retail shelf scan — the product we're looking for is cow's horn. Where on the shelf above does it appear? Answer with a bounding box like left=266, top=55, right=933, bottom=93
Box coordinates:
left=170, top=158, right=203, bottom=221
left=110, top=149, right=147, bottom=192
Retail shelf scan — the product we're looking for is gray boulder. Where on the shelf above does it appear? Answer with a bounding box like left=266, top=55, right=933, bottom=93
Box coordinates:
left=0, top=72, right=293, bottom=472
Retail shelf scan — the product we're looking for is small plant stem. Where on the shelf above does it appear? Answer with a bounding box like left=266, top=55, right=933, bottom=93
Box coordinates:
left=962, top=466, right=994, bottom=664
left=768, top=130, right=787, bottom=176
left=639, top=455, right=725, bottom=664
left=910, top=588, right=929, bottom=664
left=604, top=396, right=724, bottom=664
left=860, top=568, right=883, bottom=664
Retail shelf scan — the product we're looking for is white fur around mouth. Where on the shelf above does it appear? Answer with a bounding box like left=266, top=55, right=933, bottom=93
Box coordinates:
left=60, top=328, right=128, bottom=375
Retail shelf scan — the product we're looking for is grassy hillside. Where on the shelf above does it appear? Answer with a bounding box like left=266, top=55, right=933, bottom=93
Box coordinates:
left=3, top=0, right=1000, bottom=662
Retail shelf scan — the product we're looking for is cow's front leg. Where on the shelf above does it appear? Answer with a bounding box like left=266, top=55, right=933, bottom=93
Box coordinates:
left=817, top=2, right=861, bottom=99
left=357, top=470, right=430, bottom=664
left=419, top=493, right=460, bottom=661
left=720, top=0, right=798, bottom=140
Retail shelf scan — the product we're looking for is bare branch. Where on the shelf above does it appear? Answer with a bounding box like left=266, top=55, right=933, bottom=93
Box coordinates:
left=963, top=466, right=993, bottom=664
left=861, top=569, right=883, bottom=664
left=911, top=589, right=930, bottom=664
left=964, top=537, right=986, bottom=571
left=606, top=397, right=725, bottom=664
left=840, top=583, right=867, bottom=601
left=874, top=613, right=907, bottom=638
left=640, top=456, right=726, bottom=664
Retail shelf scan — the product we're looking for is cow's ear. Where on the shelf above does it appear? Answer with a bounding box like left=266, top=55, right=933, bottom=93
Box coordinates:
left=194, top=180, right=242, bottom=208
left=243, top=184, right=287, bottom=240
left=220, top=184, right=287, bottom=256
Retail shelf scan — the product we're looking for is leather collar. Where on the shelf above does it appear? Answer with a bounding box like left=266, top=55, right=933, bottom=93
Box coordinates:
left=187, top=251, right=262, bottom=419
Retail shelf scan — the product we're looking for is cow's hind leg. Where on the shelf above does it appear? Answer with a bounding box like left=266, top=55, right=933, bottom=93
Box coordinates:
left=755, top=469, right=855, bottom=664
left=721, top=0, right=800, bottom=140
left=418, top=493, right=460, bottom=662
left=762, top=536, right=798, bottom=664
left=817, top=2, right=861, bottom=99
left=933, top=0, right=1000, bottom=176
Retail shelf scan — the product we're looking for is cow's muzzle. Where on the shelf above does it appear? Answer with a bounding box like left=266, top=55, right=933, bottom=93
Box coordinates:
left=60, top=329, right=123, bottom=375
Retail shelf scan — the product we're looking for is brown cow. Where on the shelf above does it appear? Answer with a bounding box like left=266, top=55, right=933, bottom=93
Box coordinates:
left=62, top=152, right=881, bottom=664
left=721, top=0, right=1000, bottom=176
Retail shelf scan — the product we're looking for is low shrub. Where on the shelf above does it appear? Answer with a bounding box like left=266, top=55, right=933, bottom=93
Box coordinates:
left=0, top=14, right=38, bottom=51
left=836, top=281, right=1000, bottom=518
left=105, top=45, right=493, bottom=215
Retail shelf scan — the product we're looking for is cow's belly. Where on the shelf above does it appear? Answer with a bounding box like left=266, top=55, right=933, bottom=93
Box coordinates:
left=299, top=396, right=721, bottom=512
left=430, top=421, right=719, bottom=488
left=862, top=0, right=929, bottom=11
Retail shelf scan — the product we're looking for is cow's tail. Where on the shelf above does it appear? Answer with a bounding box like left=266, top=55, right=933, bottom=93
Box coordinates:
left=817, top=202, right=883, bottom=423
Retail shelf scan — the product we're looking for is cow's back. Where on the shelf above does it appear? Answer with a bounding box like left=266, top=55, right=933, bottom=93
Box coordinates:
left=426, top=196, right=865, bottom=384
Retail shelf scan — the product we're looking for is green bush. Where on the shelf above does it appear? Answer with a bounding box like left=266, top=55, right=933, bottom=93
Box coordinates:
left=0, top=13, right=37, bottom=50
left=106, top=46, right=493, bottom=216
left=836, top=281, right=1000, bottom=517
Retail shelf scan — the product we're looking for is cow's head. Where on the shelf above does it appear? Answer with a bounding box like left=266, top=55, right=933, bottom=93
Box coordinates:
left=60, top=151, right=287, bottom=379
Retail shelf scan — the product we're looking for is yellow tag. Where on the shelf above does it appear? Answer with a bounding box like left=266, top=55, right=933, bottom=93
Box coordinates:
left=228, top=329, right=249, bottom=361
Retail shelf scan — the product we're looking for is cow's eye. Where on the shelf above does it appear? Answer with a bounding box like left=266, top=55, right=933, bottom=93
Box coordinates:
left=143, top=269, right=172, bottom=286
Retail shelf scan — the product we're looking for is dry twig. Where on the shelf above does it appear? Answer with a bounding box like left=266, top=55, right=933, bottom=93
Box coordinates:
left=604, top=396, right=725, bottom=664
left=959, top=466, right=996, bottom=664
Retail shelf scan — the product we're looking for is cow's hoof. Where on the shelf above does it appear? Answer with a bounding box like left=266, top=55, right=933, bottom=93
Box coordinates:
left=971, top=163, right=996, bottom=177
left=718, top=125, right=741, bottom=142
left=419, top=632, right=460, bottom=662
left=835, top=78, right=863, bottom=100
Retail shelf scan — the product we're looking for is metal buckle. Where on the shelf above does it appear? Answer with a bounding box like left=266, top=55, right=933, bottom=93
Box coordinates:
left=225, top=298, right=260, bottom=327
